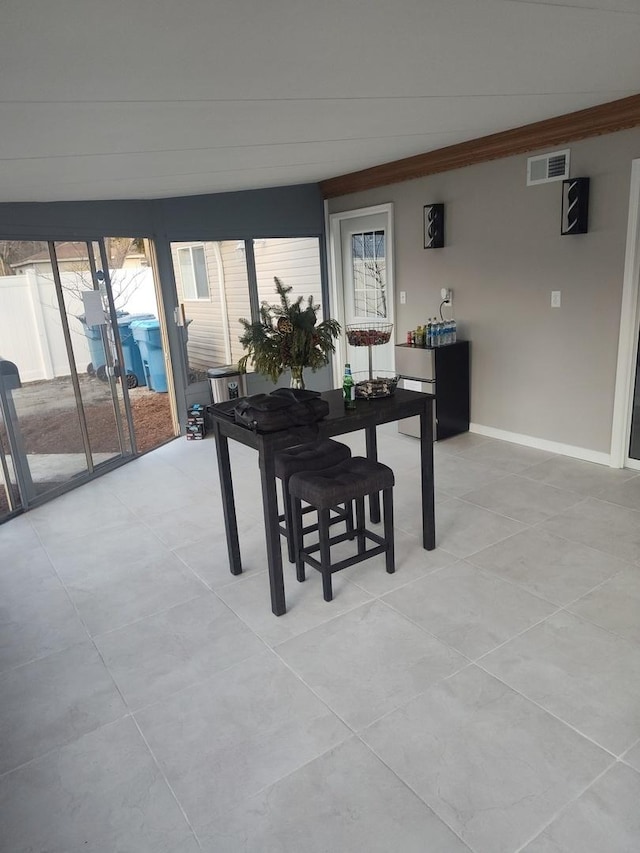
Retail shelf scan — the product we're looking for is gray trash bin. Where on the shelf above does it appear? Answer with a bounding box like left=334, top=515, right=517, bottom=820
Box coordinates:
left=207, top=365, right=247, bottom=402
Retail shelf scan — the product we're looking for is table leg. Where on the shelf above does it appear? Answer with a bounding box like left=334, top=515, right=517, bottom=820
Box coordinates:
left=365, top=426, right=381, bottom=523
left=212, top=421, right=242, bottom=575
left=420, top=399, right=436, bottom=550
left=259, top=450, right=287, bottom=616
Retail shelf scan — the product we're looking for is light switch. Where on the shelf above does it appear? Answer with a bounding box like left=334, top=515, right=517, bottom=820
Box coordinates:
left=400, top=291, right=406, bottom=304
left=551, top=291, right=561, bottom=308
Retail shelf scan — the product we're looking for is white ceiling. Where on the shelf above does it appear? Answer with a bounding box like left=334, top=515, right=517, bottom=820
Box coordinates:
left=1, top=0, right=639, bottom=203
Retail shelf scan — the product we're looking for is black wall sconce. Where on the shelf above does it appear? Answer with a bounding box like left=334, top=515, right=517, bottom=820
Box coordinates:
left=561, top=177, right=589, bottom=235
left=424, top=203, right=445, bottom=248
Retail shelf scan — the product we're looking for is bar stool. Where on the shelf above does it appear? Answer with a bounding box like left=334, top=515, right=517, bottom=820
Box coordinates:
left=289, top=456, right=395, bottom=602
left=274, top=439, right=353, bottom=563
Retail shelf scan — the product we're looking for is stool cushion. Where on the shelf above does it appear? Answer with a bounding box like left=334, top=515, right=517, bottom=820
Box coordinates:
left=274, top=439, right=351, bottom=480
left=289, top=456, right=394, bottom=510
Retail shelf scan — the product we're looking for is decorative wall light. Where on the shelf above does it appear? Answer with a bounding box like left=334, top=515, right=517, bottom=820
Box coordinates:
left=423, top=203, right=445, bottom=249
left=561, top=177, right=589, bottom=235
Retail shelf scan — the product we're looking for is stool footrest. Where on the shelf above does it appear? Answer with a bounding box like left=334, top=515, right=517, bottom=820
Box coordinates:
left=303, top=540, right=387, bottom=575
left=278, top=505, right=351, bottom=543
left=302, top=527, right=386, bottom=554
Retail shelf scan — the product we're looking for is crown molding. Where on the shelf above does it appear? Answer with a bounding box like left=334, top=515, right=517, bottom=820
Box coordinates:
left=320, top=94, right=640, bottom=198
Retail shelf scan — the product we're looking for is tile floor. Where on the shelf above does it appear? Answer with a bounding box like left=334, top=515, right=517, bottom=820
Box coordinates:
left=1, top=428, right=640, bottom=852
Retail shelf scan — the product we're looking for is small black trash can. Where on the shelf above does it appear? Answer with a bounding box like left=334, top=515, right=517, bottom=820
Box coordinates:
left=207, top=366, right=247, bottom=403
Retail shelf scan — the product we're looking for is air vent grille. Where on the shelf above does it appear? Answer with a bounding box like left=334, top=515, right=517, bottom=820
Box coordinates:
left=527, top=149, right=570, bottom=186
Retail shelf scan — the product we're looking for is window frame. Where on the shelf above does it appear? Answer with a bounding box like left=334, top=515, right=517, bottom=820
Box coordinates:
left=177, top=244, right=210, bottom=301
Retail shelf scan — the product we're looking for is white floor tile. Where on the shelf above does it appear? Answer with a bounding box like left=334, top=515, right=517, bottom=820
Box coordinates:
left=540, top=498, right=640, bottom=564
left=595, top=474, right=640, bottom=511
left=0, top=717, right=200, bottom=853
left=468, top=528, right=630, bottom=606
left=434, top=498, right=526, bottom=558
left=362, top=666, right=611, bottom=853
left=569, top=567, right=640, bottom=644
left=345, top=529, right=457, bottom=596
left=433, top=454, right=506, bottom=497
left=276, top=599, right=467, bottom=730
left=0, top=547, right=87, bottom=671
left=522, top=762, right=640, bottom=853
left=63, top=550, right=208, bottom=636
left=383, top=561, right=555, bottom=658
left=481, top=611, right=640, bottom=754
left=95, top=594, right=264, bottom=709
left=216, top=568, right=373, bottom=646
left=623, top=739, right=640, bottom=773
left=0, top=641, right=126, bottom=774
left=522, top=456, right=637, bottom=497
left=455, top=439, right=554, bottom=474
left=135, top=650, right=350, bottom=831
left=460, top=473, right=583, bottom=524
left=201, top=737, right=471, bottom=853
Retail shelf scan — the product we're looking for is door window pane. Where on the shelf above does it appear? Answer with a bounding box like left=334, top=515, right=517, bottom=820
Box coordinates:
left=351, top=229, right=387, bottom=319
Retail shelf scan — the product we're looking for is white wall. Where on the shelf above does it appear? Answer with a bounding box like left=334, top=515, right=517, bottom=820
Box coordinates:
left=329, top=127, right=640, bottom=458
left=0, top=268, right=157, bottom=382
left=0, top=271, right=89, bottom=381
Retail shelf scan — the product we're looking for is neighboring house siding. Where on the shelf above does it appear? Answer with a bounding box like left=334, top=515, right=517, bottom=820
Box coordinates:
left=219, top=242, right=251, bottom=364
left=171, top=241, right=252, bottom=371
left=255, top=238, right=324, bottom=318
left=172, top=242, right=219, bottom=372
left=171, top=237, right=323, bottom=372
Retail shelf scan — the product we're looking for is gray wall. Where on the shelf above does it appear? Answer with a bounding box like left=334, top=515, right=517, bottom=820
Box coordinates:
left=0, top=184, right=325, bottom=239
left=329, top=128, right=640, bottom=455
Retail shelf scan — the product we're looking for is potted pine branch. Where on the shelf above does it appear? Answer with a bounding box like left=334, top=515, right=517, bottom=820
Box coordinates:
left=238, top=277, right=340, bottom=388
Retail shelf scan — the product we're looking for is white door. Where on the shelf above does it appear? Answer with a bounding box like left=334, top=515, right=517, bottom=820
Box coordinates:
left=329, top=205, right=395, bottom=381
left=611, top=159, right=640, bottom=469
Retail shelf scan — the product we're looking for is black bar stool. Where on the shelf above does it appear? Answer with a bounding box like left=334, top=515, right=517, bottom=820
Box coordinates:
left=289, top=456, right=395, bottom=601
left=274, top=439, right=353, bottom=563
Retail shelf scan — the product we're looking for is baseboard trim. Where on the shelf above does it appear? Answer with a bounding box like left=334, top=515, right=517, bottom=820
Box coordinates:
left=469, top=423, right=612, bottom=467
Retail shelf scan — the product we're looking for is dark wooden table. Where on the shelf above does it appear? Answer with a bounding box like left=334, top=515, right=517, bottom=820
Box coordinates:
left=210, top=387, right=435, bottom=616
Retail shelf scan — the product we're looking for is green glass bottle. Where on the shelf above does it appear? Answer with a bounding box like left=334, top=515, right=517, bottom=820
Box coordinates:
left=343, top=363, right=356, bottom=410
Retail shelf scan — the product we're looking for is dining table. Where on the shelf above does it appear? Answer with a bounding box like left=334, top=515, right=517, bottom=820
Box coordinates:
left=210, top=387, right=435, bottom=616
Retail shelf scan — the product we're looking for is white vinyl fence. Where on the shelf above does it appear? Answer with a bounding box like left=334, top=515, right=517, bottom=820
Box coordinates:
left=0, top=269, right=157, bottom=382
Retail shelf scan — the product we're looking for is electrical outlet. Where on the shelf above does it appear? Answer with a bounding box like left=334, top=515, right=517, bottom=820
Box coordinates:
left=440, top=287, right=452, bottom=303
left=400, top=291, right=406, bottom=304
left=551, top=290, right=561, bottom=308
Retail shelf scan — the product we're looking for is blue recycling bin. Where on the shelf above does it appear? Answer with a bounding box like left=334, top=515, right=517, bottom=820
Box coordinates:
left=116, top=313, right=155, bottom=388
left=130, top=318, right=168, bottom=392
left=78, top=313, right=112, bottom=376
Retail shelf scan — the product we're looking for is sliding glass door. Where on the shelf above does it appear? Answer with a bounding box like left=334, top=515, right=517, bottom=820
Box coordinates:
left=628, top=342, right=640, bottom=463
left=0, top=239, right=137, bottom=509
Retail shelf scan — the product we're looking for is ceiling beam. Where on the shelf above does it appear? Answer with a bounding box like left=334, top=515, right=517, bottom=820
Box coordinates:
left=320, top=93, right=640, bottom=198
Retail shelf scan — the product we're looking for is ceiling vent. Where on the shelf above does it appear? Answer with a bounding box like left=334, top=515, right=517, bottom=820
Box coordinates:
left=527, top=149, right=570, bottom=186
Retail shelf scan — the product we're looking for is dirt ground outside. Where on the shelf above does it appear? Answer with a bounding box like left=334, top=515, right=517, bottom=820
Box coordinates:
left=0, top=375, right=175, bottom=516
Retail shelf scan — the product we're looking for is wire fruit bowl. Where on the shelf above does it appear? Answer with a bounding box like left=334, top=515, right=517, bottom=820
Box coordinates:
left=353, top=371, right=399, bottom=399
left=345, top=323, right=393, bottom=347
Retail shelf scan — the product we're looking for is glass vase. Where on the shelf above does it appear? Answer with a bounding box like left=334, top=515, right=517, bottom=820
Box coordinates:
left=290, top=365, right=305, bottom=389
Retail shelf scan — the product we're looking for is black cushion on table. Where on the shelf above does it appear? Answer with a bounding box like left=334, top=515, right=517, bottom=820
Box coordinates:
left=289, top=456, right=394, bottom=510
left=274, top=439, right=351, bottom=480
